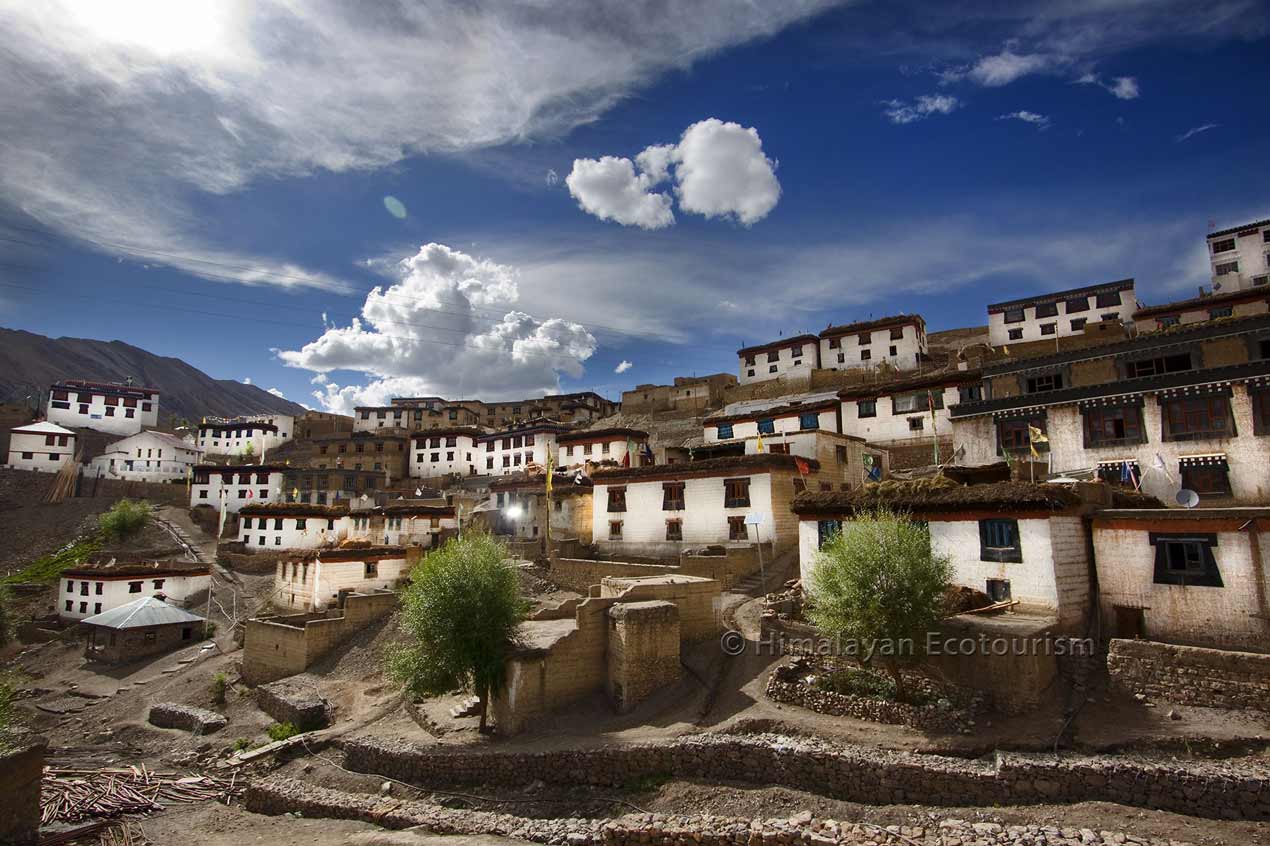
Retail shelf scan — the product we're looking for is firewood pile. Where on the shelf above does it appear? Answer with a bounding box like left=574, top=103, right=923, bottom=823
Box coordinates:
left=41, top=765, right=244, bottom=825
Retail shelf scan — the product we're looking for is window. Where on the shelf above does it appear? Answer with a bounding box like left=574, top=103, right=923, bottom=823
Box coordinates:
left=1083, top=404, right=1145, bottom=447
left=1007, top=328, right=1023, bottom=341
left=607, top=486, right=627, bottom=512
left=1070, top=317, right=1087, bottom=331
left=1025, top=373, right=1064, bottom=393
left=1151, top=533, right=1221, bottom=586
left=817, top=519, right=841, bottom=548
left=828, top=337, right=840, bottom=349
left=665, top=519, right=683, bottom=541
left=997, top=416, right=1046, bottom=453
left=888, top=345, right=897, bottom=356
left=66, top=579, right=73, bottom=592
left=1215, top=261, right=1239, bottom=276
left=296, top=519, right=307, bottom=530
left=1003, top=308, right=1025, bottom=324
left=153, top=579, right=165, bottom=590
left=1209, top=306, right=1233, bottom=319
left=792, top=477, right=807, bottom=494
left=908, top=417, right=924, bottom=431
left=835, top=445, right=847, bottom=464
left=1157, top=315, right=1180, bottom=328
left=861, top=349, right=872, bottom=360
left=94, top=603, right=102, bottom=615
left=889, top=327, right=904, bottom=340
left=769, top=443, right=790, bottom=454
left=65, top=600, right=72, bottom=612
left=768, top=365, right=778, bottom=373
left=744, top=355, right=756, bottom=366
left=757, top=418, right=775, bottom=435
left=798, top=411, right=819, bottom=430
left=1180, top=460, right=1231, bottom=496
left=979, top=519, right=1022, bottom=563
left=274, top=518, right=283, bottom=530
left=1162, top=395, right=1232, bottom=441
left=728, top=515, right=747, bottom=541
left=1211, top=237, right=1236, bottom=254
left=609, top=520, right=623, bottom=539
left=724, top=477, right=751, bottom=508
left=20, top=452, right=31, bottom=460
left=1035, top=302, right=1058, bottom=318
left=1040, top=323, right=1056, bottom=336
left=129, top=581, right=142, bottom=593
left=892, top=391, right=941, bottom=414
left=1096, top=291, right=1122, bottom=308
left=1065, top=297, right=1089, bottom=313
left=958, top=384, right=984, bottom=403
left=365, top=561, right=378, bottom=578
left=79, top=602, right=87, bottom=614
left=662, top=482, right=685, bottom=510
left=858, top=400, right=876, bottom=418
left=1253, top=390, right=1270, bottom=435
left=1125, top=353, right=1193, bottom=379
left=95, top=583, right=102, bottom=595
left=857, top=333, right=871, bottom=345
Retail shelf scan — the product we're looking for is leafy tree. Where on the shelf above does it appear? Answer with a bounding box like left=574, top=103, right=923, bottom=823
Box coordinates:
left=386, top=533, right=529, bottom=732
left=806, top=508, right=951, bottom=700
left=98, top=499, right=152, bottom=540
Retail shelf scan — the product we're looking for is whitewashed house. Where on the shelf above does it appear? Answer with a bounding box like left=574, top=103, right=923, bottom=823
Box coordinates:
left=1206, top=218, right=1270, bottom=292
left=987, top=279, right=1137, bottom=348
left=6, top=421, right=76, bottom=472
left=817, top=315, right=927, bottom=373
left=557, top=427, right=651, bottom=469
left=345, top=502, right=458, bottom=547
left=1092, top=507, right=1270, bottom=651
left=189, top=464, right=287, bottom=512
left=196, top=415, right=292, bottom=458
left=353, top=405, right=411, bottom=432
left=792, top=481, right=1109, bottom=631
left=89, top=431, right=203, bottom=482
left=590, top=454, right=819, bottom=558
left=1132, top=288, right=1270, bottom=333
left=409, top=427, right=483, bottom=478
left=274, top=546, right=415, bottom=611
left=59, top=560, right=210, bottom=621
left=237, top=503, right=349, bottom=551
left=476, top=421, right=569, bottom=476
left=737, top=335, right=820, bottom=385
left=838, top=371, right=984, bottom=448
left=704, top=393, right=842, bottom=442
left=46, top=380, right=158, bottom=436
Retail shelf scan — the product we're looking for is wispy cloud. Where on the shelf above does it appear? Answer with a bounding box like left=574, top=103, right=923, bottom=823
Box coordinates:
left=997, top=110, right=1052, bottom=130
left=614, top=360, right=633, bottom=374
left=1176, top=123, right=1219, bottom=142
left=883, top=94, right=961, bottom=125
left=1075, top=73, right=1141, bottom=100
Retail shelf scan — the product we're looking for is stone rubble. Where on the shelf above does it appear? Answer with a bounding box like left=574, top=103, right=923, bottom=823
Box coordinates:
left=147, top=702, right=228, bottom=734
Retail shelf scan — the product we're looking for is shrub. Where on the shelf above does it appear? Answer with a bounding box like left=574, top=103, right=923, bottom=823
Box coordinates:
left=98, top=499, right=152, bottom=540
left=210, top=673, right=227, bottom=705
left=266, top=721, right=299, bottom=742
left=231, top=737, right=254, bottom=753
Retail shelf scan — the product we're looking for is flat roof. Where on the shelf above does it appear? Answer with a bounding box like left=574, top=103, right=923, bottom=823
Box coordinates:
left=1207, top=218, right=1270, bottom=239
left=737, top=334, right=820, bottom=357
left=594, top=453, right=817, bottom=484
left=819, top=314, right=925, bottom=339
left=1133, top=287, right=1270, bottom=319
left=986, top=278, right=1134, bottom=314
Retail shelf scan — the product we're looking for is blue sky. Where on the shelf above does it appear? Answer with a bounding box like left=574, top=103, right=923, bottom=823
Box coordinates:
left=1, top=0, right=1267, bottom=412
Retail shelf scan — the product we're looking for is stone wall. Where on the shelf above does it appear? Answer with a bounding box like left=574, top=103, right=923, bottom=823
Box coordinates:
left=548, top=558, right=676, bottom=594
left=241, top=590, right=396, bottom=685
left=549, top=547, right=764, bottom=594
left=338, top=731, right=1270, bottom=821
left=0, top=735, right=46, bottom=846
left=1107, top=638, right=1270, bottom=711
left=606, top=601, right=680, bottom=712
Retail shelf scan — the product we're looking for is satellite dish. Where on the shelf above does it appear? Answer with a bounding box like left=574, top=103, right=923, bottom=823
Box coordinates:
left=1176, top=489, right=1200, bottom=509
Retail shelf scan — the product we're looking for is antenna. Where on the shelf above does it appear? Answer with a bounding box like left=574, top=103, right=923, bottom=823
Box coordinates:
left=1176, top=489, right=1200, bottom=509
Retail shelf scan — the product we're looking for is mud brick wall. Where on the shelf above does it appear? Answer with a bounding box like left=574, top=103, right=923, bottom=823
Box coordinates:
left=547, top=558, right=677, bottom=594
left=0, top=736, right=46, bottom=846
left=606, top=601, right=680, bottom=713
left=1108, top=638, right=1270, bottom=711
left=242, top=591, right=396, bottom=684
left=339, top=732, right=1270, bottom=821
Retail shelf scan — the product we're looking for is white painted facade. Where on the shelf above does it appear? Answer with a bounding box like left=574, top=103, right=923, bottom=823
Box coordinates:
left=704, top=404, right=839, bottom=442
left=238, top=509, right=349, bottom=551
left=196, top=415, right=291, bottom=458
left=6, top=421, right=76, bottom=472
left=346, top=508, right=458, bottom=547
left=354, top=406, right=411, bottom=432
left=1207, top=220, right=1270, bottom=291
left=189, top=466, right=286, bottom=512
left=46, top=382, right=158, bottom=436
left=987, top=281, right=1137, bottom=347
left=818, top=319, right=927, bottom=373
left=557, top=432, right=649, bottom=469
left=737, top=336, right=819, bottom=385
left=410, top=431, right=480, bottom=478
left=59, top=567, right=210, bottom=621
left=275, top=552, right=410, bottom=611
left=88, top=431, right=203, bottom=482
left=839, top=384, right=962, bottom=445
left=477, top=427, right=564, bottom=475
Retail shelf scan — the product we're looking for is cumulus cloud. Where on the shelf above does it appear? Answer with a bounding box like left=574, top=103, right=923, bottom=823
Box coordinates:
left=266, top=387, right=287, bottom=399
left=997, top=110, right=1052, bottom=130
left=1176, top=123, right=1219, bottom=142
left=242, top=377, right=252, bottom=385
left=567, top=118, right=780, bottom=228
left=614, top=360, right=633, bottom=374
left=883, top=94, right=960, bottom=124
left=0, top=1, right=834, bottom=286
left=276, top=243, right=597, bottom=413
left=965, top=49, right=1056, bottom=86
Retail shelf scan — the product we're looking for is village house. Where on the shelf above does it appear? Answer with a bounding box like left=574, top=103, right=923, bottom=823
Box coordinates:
left=486, top=471, right=594, bottom=543
left=237, top=503, right=349, bottom=551
left=282, top=467, right=387, bottom=506
left=620, top=374, right=736, bottom=414
left=950, top=316, right=1270, bottom=505
left=476, top=420, right=570, bottom=475
left=88, top=430, right=203, bottom=482
left=837, top=370, right=984, bottom=466
left=353, top=405, right=414, bottom=432
left=737, top=334, right=820, bottom=385
left=1206, top=217, right=1270, bottom=291
left=196, top=414, right=292, bottom=458
left=409, top=427, right=483, bottom=478
left=59, top=560, right=210, bottom=621
left=987, top=279, right=1138, bottom=349
left=590, top=453, right=819, bottom=558
left=1133, top=287, right=1270, bottom=332
left=388, top=397, right=485, bottom=432
left=274, top=545, right=417, bottom=611
left=557, top=427, right=651, bottom=469
left=792, top=481, right=1138, bottom=631
left=346, top=502, right=458, bottom=547
left=476, top=391, right=620, bottom=427
left=6, top=421, right=76, bottom=472
left=294, top=410, right=355, bottom=439
left=1092, top=507, right=1270, bottom=651
left=45, top=379, right=159, bottom=436
left=817, top=314, right=928, bottom=373
left=80, top=595, right=207, bottom=664
left=190, top=464, right=287, bottom=512
left=308, top=430, right=409, bottom=477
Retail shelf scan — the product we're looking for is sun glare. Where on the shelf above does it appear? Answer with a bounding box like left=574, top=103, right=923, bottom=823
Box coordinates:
left=61, top=0, right=232, bottom=57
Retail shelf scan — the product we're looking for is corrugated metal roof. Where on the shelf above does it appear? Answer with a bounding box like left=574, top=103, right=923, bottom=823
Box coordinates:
left=80, top=596, right=205, bottom=630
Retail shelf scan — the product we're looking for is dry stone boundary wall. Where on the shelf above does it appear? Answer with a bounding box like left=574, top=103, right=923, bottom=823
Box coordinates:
left=339, top=732, right=1270, bottom=821
left=1107, top=638, right=1270, bottom=711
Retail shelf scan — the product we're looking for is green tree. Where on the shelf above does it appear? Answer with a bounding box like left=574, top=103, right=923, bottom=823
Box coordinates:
left=386, top=533, right=528, bottom=732
left=98, top=499, right=152, bottom=540
left=806, top=508, right=951, bottom=700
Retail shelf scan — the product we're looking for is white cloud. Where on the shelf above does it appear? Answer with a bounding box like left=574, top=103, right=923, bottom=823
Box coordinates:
left=567, top=118, right=780, bottom=228
left=266, top=387, right=287, bottom=399
left=0, top=1, right=835, bottom=286
left=565, top=156, right=675, bottom=229
left=545, top=169, right=559, bottom=187
left=997, top=110, right=1052, bottom=130
left=242, top=377, right=252, bottom=385
left=614, top=360, right=633, bottom=374
left=1176, top=123, right=1219, bottom=142
left=1076, top=73, right=1140, bottom=100
left=883, top=94, right=961, bottom=124
left=967, top=49, right=1055, bottom=86
left=276, top=243, right=597, bottom=413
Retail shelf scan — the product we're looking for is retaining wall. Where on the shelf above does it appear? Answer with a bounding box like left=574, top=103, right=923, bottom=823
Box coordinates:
left=1108, top=638, right=1270, bottom=711
left=0, top=735, right=46, bottom=846
left=339, top=732, right=1270, bottom=820
left=241, top=590, right=396, bottom=685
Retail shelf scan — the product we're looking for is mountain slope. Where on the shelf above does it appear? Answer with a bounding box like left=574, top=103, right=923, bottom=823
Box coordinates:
left=0, top=328, right=307, bottom=423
